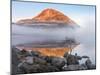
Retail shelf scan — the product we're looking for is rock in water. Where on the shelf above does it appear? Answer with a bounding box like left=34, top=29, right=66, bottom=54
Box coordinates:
left=85, top=58, right=96, bottom=69
left=31, top=50, right=41, bottom=57
left=63, top=65, right=87, bottom=71
left=65, top=55, right=79, bottom=65
left=82, top=56, right=89, bottom=58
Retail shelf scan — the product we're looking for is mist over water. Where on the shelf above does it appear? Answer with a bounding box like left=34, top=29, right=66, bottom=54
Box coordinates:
left=72, top=18, right=95, bottom=64
left=12, top=19, right=95, bottom=64
left=12, top=24, right=76, bottom=46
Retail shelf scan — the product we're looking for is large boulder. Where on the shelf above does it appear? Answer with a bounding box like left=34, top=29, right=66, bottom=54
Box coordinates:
left=11, top=47, right=21, bottom=75
left=12, top=47, right=20, bottom=65
left=17, top=61, right=59, bottom=74
left=64, top=53, right=82, bottom=65
left=66, top=55, right=79, bottom=65
left=33, top=56, right=47, bottom=65
left=17, top=49, right=31, bottom=61
left=85, top=58, right=96, bottom=69
left=50, top=57, right=66, bottom=69
left=24, top=56, right=34, bottom=65
left=18, top=56, right=47, bottom=66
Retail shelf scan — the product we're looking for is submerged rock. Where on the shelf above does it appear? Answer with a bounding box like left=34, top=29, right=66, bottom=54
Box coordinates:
left=63, top=65, right=87, bottom=71
left=82, top=56, right=89, bottom=58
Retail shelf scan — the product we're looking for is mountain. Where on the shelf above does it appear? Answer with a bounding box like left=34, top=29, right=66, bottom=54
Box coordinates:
left=16, top=8, right=77, bottom=25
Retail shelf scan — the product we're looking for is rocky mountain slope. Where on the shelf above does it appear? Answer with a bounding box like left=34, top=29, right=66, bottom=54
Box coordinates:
left=16, top=8, right=77, bottom=26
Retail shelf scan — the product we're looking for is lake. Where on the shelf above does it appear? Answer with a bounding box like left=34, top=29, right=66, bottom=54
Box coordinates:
left=11, top=24, right=95, bottom=64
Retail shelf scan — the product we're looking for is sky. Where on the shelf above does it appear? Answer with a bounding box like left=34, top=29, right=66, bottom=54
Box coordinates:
left=12, top=1, right=96, bottom=25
